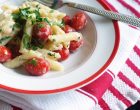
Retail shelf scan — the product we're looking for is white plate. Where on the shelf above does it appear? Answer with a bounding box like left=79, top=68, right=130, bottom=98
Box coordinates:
left=0, top=0, right=120, bottom=94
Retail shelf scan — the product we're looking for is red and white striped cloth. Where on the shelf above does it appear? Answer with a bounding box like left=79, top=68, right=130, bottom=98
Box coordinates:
left=0, top=0, right=140, bottom=110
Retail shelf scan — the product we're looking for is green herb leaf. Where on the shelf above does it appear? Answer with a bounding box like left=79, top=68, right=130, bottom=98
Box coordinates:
left=23, top=33, right=31, bottom=49
left=30, top=58, right=37, bottom=66
left=34, top=10, right=41, bottom=19
left=31, top=20, right=36, bottom=25
left=0, top=36, right=11, bottom=44
left=48, top=52, right=54, bottom=56
left=30, top=45, right=38, bottom=50
left=12, top=23, right=21, bottom=31
left=20, top=7, right=30, bottom=17
left=54, top=20, right=65, bottom=27
left=12, top=7, right=41, bottom=24
left=52, top=39, right=56, bottom=42
left=0, top=29, right=2, bottom=33
left=12, top=13, right=20, bottom=20
left=38, top=23, right=44, bottom=28
left=36, top=17, right=51, bottom=25
left=49, top=9, right=54, bottom=13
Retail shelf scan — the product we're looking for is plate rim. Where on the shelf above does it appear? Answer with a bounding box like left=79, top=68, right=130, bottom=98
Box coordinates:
left=0, top=0, right=120, bottom=94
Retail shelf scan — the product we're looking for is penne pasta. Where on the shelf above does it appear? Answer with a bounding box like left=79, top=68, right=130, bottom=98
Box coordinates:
left=44, top=41, right=63, bottom=51
left=37, top=49, right=61, bottom=60
left=45, top=57, right=64, bottom=71
left=3, top=50, right=42, bottom=68
left=48, top=32, right=83, bottom=44
left=51, top=25, right=65, bottom=35
left=19, top=20, right=33, bottom=53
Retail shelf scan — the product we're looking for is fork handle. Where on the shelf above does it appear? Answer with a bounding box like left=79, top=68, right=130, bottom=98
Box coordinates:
left=66, top=2, right=140, bottom=28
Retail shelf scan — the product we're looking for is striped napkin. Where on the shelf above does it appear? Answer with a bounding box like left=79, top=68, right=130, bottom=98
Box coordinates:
left=0, top=0, right=140, bottom=110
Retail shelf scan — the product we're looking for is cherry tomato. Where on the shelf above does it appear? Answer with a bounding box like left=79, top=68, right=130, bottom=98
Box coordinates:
left=0, top=46, right=12, bottom=63
left=32, top=22, right=52, bottom=43
left=69, top=39, right=84, bottom=52
left=62, top=25, right=75, bottom=33
left=71, top=12, right=87, bottom=30
left=25, top=57, right=50, bottom=76
left=55, top=48, right=70, bottom=61
left=63, top=15, right=71, bottom=25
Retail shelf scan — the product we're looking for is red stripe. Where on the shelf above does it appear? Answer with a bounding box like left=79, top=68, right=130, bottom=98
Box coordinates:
left=108, top=85, right=132, bottom=107
left=134, top=0, right=140, bottom=5
left=98, top=98, right=110, bottom=110
left=81, top=71, right=114, bottom=100
left=118, top=72, right=140, bottom=93
left=117, top=0, right=140, bottom=17
left=76, top=89, right=97, bottom=104
left=134, top=45, right=140, bottom=57
left=107, top=69, right=115, bottom=78
left=126, top=58, right=140, bottom=77
left=104, top=0, right=118, bottom=12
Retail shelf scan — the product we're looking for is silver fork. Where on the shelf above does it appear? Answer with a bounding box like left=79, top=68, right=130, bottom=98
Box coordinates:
left=33, top=0, right=140, bottom=28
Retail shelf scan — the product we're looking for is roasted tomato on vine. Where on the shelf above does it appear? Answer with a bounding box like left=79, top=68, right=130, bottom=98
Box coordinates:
left=25, top=57, right=50, bottom=76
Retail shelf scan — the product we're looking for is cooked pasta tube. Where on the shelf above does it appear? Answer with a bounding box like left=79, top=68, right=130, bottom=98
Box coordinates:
left=51, top=25, right=65, bottom=35
left=44, top=41, right=63, bottom=51
left=20, top=20, right=33, bottom=53
left=48, top=32, right=83, bottom=44
left=3, top=50, right=42, bottom=68
left=51, top=25, right=70, bottom=49
left=37, top=49, right=61, bottom=60
left=45, top=58, right=64, bottom=71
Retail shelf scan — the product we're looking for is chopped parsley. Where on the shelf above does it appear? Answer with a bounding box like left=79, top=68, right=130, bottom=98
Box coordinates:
left=12, top=6, right=64, bottom=28
left=52, top=39, right=56, bottom=42
left=0, top=36, right=11, bottom=44
left=47, top=52, right=56, bottom=58
left=36, top=17, right=51, bottom=25
left=30, top=44, right=44, bottom=51
left=22, top=33, right=44, bottom=50
left=12, top=23, right=21, bottom=31
left=29, top=58, right=37, bottom=66
left=38, top=23, right=44, bottom=28
left=53, top=20, right=65, bottom=27
left=12, top=7, right=41, bottom=24
left=48, top=52, right=54, bottom=56
left=0, top=29, right=2, bottom=33
left=31, top=19, right=36, bottom=25
left=23, top=33, right=31, bottom=49
left=49, top=9, right=54, bottom=13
